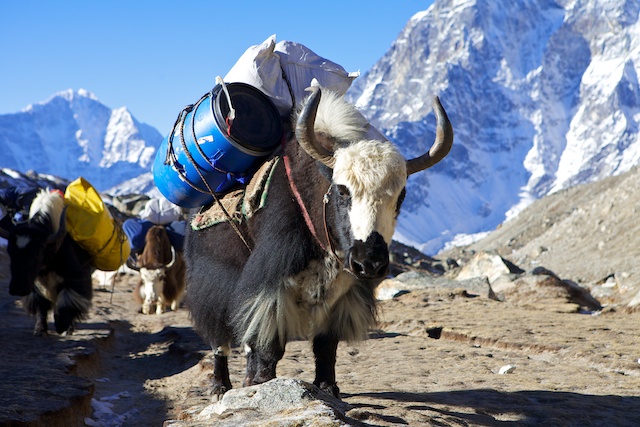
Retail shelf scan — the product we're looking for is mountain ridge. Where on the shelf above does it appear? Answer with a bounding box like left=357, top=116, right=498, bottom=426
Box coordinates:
left=0, top=89, right=161, bottom=192
left=347, top=0, right=640, bottom=254
left=1, top=0, right=639, bottom=255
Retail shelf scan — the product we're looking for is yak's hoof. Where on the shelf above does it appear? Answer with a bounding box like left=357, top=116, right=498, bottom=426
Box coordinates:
left=316, top=381, right=341, bottom=399
left=251, top=372, right=276, bottom=386
left=210, top=383, right=230, bottom=400
left=60, top=327, right=75, bottom=336
left=33, top=327, right=48, bottom=337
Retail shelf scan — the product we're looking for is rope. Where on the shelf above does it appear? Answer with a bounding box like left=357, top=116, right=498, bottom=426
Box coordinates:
left=110, top=219, right=128, bottom=304
left=283, top=154, right=341, bottom=264
left=170, top=82, right=252, bottom=254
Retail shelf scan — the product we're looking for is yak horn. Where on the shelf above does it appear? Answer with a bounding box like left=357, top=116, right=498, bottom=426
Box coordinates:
left=406, top=96, right=453, bottom=175
left=126, top=257, right=141, bottom=271
left=295, top=86, right=336, bottom=168
left=165, top=246, right=176, bottom=269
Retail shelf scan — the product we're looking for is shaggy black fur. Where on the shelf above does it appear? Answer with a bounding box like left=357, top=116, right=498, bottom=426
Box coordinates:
left=185, top=136, right=383, bottom=398
left=5, top=216, right=93, bottom=335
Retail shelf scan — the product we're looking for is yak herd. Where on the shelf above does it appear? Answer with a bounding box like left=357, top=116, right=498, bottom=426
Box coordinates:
left=1, top=87, right=452, bottom=400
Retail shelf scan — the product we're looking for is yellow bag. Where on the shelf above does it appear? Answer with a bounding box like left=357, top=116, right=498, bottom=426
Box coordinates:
left=64, top=177, right=130, bottom=271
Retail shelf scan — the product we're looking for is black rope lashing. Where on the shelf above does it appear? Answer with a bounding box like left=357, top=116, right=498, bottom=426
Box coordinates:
left=171, top=87, right=252, bottom=254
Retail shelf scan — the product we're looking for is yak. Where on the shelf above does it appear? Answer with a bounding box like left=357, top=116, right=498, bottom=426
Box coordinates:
left=185, top=85, right=453, bottom=398
left=128, top=225, right=186, bottom=315
left=0, top=189, right=93, bottom=336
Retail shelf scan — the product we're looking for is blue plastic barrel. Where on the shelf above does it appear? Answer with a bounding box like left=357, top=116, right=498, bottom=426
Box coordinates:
left=153, top=82, right=283, bottom=208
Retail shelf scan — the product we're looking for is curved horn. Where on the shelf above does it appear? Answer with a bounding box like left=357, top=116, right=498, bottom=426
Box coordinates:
left=165, top=246, right=176, bottom=269
left=406, top=96, right=454, bottom=175
left=295, top=86, right=336, bottom=168
left=126, top=256, right=141, bottom=271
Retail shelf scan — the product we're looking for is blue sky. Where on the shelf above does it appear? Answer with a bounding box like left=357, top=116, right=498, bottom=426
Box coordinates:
left=1, top=0, right=433, bottom=136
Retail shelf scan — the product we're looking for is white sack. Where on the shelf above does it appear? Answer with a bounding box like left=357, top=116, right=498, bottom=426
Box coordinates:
left=224, top=34, right=360, bottom=116
left=139, top=197, right=182, bottom=225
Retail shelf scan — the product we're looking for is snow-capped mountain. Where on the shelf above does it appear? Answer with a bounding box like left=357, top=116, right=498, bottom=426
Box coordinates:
left=0, top=89, right=160, bottom=191
left=2, top=0, right=639, bottom=256
left=346, top=0, right=640, bottom=254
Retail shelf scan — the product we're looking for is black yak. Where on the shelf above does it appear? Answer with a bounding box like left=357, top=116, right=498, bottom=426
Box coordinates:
left=1, top=189, right=93, bottom=335
left=185, top=86, right=453, bottom=398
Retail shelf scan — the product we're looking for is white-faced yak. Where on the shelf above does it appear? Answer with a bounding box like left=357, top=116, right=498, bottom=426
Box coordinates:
left=0, top=189, right=93, bottom=336
left=128, top=225, right=186, bottom=315
left=185, top=86, right=453, bottom=398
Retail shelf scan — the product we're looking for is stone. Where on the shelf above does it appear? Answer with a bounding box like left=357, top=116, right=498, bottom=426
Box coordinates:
left=192, top=378, right=352, bottom=426
left=376, top=270, right=497, bottom=300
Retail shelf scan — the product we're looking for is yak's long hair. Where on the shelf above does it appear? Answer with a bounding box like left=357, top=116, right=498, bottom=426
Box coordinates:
left=28, top=189, right=65, bottom=232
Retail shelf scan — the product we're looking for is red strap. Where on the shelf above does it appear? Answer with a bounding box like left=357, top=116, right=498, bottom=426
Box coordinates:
left=283, top=155, right=327, bottom=252
left=50, top=189, right=65, bottom=199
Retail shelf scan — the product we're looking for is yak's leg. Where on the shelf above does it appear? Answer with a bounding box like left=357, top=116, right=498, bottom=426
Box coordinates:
left=313, top=333, right=340, bottom=398
left=155, top=296, right=166, bottom=315
left=243, top=344, right=257, bottom=387
left=170, top=288, right=185, bottom=311
left=54, top=287, right=90, bottom=335
left=211, top=344, right=232, bottom=398
left=141, top=282, right=155, bottom=315
left=154, top=282, right=165, bottom=315
left=26, top=291, right=51, bottom=336
left=250, top=339, right=285, bottom=386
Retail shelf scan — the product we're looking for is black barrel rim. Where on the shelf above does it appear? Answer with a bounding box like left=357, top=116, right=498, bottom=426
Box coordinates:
left=211, top=82, right=283, bottom=157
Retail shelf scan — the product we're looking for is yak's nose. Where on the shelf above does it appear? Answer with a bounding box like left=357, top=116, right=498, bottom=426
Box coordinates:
left=347, top=232, right=389, bottom=279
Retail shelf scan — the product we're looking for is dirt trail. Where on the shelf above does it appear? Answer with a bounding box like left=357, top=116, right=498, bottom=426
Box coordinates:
left=84, top=277, right=207, bottom=426
left=3, top=254, right=640, bottom=426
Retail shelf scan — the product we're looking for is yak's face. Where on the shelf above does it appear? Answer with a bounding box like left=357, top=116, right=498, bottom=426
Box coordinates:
left=7, top=224, right=49, bottom=296
left=329, top=140, right=407, bottom=279
left=140, top=267, right=167, bottom=290
left=296, top=86, right=452, bottom=280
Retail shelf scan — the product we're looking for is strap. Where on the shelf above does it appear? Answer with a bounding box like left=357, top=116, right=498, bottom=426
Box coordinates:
left=283, top=154, right=330, bottom=254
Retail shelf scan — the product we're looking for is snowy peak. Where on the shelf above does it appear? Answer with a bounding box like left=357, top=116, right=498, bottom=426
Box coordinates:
left=0, top=89, right=162, bottom=191
left=348, top=0, right=640, bottom=254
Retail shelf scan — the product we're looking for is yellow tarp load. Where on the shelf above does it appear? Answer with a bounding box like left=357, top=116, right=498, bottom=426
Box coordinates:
left=64, top=177, right=130, bottom=271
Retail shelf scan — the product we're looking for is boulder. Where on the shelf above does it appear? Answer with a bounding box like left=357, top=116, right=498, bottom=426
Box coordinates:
left=376, top=270, right=496, bottom=300
left=166, top=378, right=352, bottom=426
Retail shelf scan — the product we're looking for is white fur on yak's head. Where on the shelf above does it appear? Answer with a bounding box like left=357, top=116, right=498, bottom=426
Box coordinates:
left=295, top=85, right=453, bottom=279
left=138, top=246, right=176, bottom=283
left=0, top=189, right=67, bottom=296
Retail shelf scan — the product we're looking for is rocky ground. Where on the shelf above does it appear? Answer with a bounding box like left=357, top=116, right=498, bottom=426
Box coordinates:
left=2, top=167, right=640, bottom=426
left=2, top=250, right=640, bottom=426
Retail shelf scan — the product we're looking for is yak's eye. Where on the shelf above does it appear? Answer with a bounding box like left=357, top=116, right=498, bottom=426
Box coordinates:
left=336, top=185, right=350, bottom=199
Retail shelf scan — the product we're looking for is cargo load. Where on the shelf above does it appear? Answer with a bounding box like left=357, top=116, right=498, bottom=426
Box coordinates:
left=64, top=177, right=130, bottom=271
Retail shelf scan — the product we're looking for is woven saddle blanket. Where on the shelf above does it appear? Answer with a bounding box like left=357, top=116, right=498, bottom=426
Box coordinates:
left=190, top=157, right=280, bottom=231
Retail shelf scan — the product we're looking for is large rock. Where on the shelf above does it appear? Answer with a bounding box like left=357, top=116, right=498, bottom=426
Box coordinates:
left=376, top=269, right=496, bottom=300
left=454, top=251, right=523, bottom=284
left=492, top=267, right=602, bottom=312
left=166, top=378, right=353, bottom=426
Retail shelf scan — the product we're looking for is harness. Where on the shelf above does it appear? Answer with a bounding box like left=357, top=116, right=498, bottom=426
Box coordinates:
left=282, top=154, right=342, bottom=264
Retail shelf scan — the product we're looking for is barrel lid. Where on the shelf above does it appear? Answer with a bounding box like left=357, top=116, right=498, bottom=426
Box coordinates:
left=212, top=83, right=283, bottom=156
